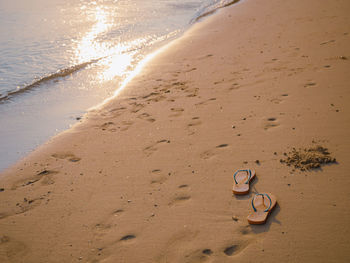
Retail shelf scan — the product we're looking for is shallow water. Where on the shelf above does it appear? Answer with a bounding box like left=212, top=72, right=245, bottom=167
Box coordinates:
left=0, top=0, right=239, bottom=171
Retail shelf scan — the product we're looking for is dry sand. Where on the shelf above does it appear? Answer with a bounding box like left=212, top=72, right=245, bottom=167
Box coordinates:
left=1, top=0, right=350, bottom=262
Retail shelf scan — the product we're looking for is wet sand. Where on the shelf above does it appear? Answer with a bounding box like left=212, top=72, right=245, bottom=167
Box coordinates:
left=1, top=0, right=350, bottom=262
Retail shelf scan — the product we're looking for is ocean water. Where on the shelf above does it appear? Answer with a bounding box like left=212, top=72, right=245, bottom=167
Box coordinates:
left=0, top=0, right=239, bottom=171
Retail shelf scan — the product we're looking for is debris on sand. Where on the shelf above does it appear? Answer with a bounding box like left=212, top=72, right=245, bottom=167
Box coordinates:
left=280, top=146, right=337, bottom=171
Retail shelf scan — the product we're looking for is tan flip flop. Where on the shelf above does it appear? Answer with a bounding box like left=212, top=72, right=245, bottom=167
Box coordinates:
left=232, top=169, right=256, bottom=195
left=247, top=193, right=277, bottom=224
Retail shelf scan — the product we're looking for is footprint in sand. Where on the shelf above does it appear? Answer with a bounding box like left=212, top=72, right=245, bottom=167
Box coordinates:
left=213, top=79, right=225, bottom=85
left=120, top=120, right=134, bottom=131
left=104, top=106, right=127, bottom=118
left=182, top=248, right=213, bottom=262
left=320, top=39, right=335, bottom=45
left=171, top=81, right=187, bottom=90
left=100, top=121, right=118, bottom=132
left=304, top=81, right=317, bottom=88
left=169, top=183, right=192, bottom=206
left=94, top=223, right=113, bottom=234
left=195, top=97, right=217, bottom=106
left=112, top=209, right=124, bottom=216
left=183, top=86, right=199, bottom=98
left=168, top=195, right=191, bottom=206
left=187, top=119, right=202, bottom=128
left=200, top=144, right=229, bottom=160
left=156, top=230, right=205, bottom=262
left=129, top=102, right=145, bottom=113
left=144, top=93, right=167, bottom=103
left=150, top=169, right=168, bottom=185
left=183, top=67, right=197, bottom=73
left=263, top=117, right=280, bottom=130
left=142, top=92, right=160, bottom=99
left=159, top=87, right=171, bottom=95
left=169, top=107, right=184, bottom=117
left=223, top=240, right=251, bottom=257
left=228, top=83, right=240, bottom=91
left=200, top=150, right=216, bottom=160
left=93, top=209, right=125, bottom=236
left=12, top=169, right=58, bottom=189
left=216, top=144, right=229, bottom=148
left=237, top=225, right=254, bottom=236
left=137, top=112, right=156, bottom=123
left=120, top=234, right=136, bottom=241
left=51, top=152, right=81, bottom=162
left=270, top=98, right=283, bottom=104
left=12, top=198, right=42, bottom=217
left=143, top=139, right=171, bottom=157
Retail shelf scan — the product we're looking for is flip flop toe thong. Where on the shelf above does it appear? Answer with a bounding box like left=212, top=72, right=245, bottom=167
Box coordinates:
left=247, top=192, right=277, bottom=225
left=232, top=169, right=256, bottom=195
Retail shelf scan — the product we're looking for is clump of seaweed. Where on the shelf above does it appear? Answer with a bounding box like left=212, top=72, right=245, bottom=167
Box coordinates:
left=280, top=146, right=337, bottom=171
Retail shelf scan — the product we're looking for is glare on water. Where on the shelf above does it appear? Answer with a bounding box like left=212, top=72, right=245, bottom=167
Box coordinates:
left=73, top=3, right=136, bottom=83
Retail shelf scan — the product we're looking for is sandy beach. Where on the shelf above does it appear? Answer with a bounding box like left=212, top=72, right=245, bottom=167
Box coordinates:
left=1, top=0, right=350, bottom=262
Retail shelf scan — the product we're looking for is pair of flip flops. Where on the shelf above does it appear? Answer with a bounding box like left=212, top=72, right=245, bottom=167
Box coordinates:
left=232, top=169, right=277, bottom=225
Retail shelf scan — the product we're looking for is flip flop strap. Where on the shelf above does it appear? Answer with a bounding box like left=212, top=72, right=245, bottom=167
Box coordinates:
left=233, top=169, right=252, bottom=184
left=251, top=193, right=272, bottom=212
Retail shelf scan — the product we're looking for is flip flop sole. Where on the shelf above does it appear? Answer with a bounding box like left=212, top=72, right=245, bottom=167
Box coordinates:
left=232, top=170, right=256, bottom=195
left=247, top=193, right=277, bottom=224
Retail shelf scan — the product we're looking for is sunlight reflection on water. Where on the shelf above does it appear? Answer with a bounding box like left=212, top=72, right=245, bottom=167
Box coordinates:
left=73, top=3, right=135, bottom=83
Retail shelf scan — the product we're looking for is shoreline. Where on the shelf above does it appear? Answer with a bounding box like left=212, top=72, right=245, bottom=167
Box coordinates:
left=1, top=0, right=229, bottom=174
left=1, top=0, right=350, bottom=262
left=0, top=0, right=244, bottom=174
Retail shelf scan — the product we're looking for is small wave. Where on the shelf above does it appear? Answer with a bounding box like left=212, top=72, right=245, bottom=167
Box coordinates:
left=0, top=33, right=176, bottom=103
left=191, top=0, right=240, bottom=23
left=0, top=59, right=100, bottom=102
